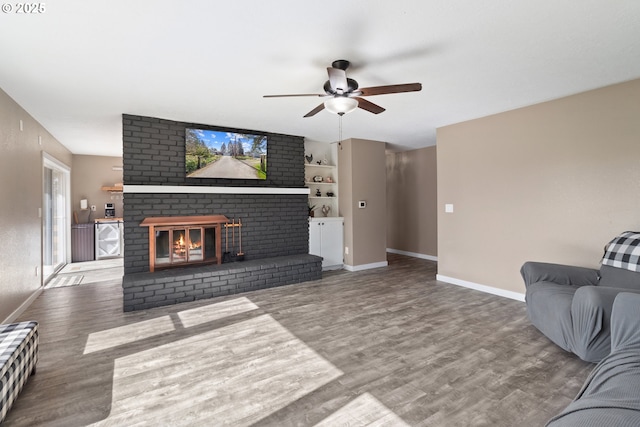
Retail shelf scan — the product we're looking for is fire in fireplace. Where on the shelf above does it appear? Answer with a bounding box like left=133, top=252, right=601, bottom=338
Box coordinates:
left=140, top=215, right=229, bottom=272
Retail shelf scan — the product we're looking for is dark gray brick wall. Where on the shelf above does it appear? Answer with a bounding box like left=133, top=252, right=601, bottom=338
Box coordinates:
left=122, top=114, right=319, bottom=311
left=123, top=193, right=309, bottom=273
left=123, top=254, right=322, bottom=311
left=123, top=114, right=304, bottom=187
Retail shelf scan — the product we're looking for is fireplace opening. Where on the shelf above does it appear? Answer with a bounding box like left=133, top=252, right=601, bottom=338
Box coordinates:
left=141, top=215, right=228, bottom=272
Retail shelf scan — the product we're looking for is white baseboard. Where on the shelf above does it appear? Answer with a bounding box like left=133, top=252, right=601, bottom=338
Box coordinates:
left=386, top=248, right=437, bottom=262
left=436, top=274, right=525, bottom=302
left=2, top=287, right=43, bottom=324
left=344, top=261, right=389, bottom=272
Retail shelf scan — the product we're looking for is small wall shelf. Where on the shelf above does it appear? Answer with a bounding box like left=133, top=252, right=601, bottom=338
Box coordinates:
left=101, top=185, right=123, bottom=193
left=305, top=164, right=334, bottom=169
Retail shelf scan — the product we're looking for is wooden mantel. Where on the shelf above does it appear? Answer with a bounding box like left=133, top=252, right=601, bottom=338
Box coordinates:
left=140, top=215, right=229, bottom=272
left=140, top=215, right=229, bottom=228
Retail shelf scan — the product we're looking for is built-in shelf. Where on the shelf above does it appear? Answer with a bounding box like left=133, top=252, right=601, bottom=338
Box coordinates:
left=306, top=166, right=338, bottom=216
left=305, top=142, right=339, bottom=217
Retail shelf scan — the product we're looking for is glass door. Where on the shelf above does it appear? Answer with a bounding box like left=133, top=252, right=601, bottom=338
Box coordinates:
left=43, top=155, right=70, bottom=283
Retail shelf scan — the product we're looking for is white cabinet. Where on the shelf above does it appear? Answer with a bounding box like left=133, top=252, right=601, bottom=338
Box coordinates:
left=95, top=220, right=124, bottom=259
left=309, top=217, right=343, bottom=270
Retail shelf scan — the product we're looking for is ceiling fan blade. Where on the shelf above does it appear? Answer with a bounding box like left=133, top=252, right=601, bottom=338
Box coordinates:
left=263, top=93, right=324, bottom=98
left=303, top=103, right=325, bottom=118
left=354, top=97, right=385, bottom=114
left=359, top=83, right=422, bottom=96
left=327, top=67, right=349, bottom=94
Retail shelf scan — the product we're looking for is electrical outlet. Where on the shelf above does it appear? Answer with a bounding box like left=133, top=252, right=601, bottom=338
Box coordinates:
left=91, top=205, right=97, bottom=212
left=345, top=246, right=349, bottom=255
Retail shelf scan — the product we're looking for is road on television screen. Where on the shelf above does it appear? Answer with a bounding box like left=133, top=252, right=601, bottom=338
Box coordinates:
left=188, top=155, right=259, bottom=179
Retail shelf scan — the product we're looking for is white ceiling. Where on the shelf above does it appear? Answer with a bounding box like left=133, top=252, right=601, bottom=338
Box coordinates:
left=1, top=1, right=639, bottom=157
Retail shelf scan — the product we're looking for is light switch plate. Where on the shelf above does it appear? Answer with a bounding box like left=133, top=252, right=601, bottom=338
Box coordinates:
left=445, top=204, right=454, bottom=213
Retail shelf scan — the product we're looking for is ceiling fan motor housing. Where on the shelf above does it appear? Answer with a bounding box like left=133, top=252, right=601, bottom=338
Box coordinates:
left=324, top=78, right=359, bottom=95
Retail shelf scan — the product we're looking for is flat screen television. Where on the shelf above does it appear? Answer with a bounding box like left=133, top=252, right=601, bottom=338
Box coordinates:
left=185, top=128, right=267, bottom=180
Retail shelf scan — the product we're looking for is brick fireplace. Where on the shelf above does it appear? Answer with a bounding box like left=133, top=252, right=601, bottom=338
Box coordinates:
left=121, top=114, right=322, bottom=312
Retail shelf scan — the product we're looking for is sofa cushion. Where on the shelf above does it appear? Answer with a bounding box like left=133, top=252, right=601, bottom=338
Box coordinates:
left=598, top=265, right=640, bottom=290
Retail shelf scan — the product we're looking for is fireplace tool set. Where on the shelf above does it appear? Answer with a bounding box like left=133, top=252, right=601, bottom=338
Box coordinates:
left=223, top=218, right=244, bottom=262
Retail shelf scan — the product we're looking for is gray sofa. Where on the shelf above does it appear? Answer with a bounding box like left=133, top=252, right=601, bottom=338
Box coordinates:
left=546, top=292, right=640, bottom=426
left=521, top=231, right=640, bottom=362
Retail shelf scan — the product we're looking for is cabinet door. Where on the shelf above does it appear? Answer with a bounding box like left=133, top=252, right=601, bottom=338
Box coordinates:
left=320, top=219, right=343, bottom=268
left=309, top=220, right=322, bottom=257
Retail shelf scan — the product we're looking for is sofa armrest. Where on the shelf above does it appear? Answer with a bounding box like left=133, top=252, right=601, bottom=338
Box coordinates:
left=521, top=262, right=599, bottom=288
left=610, top=292, right=640, bottom=352
left=569, top=286, right=640, bottom=362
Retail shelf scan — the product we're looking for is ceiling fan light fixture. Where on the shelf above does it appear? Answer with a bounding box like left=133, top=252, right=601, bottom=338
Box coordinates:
left=324, top=97, right=358, bottom=116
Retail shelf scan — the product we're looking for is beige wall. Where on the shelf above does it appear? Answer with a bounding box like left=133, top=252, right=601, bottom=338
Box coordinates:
left=437, top=78, right=640, bottom=295
left=386, top=146, right=438, bottom=258
left=0, top=87, right=72, bottom=322
left=339, top=138, right=388, bottom=268
left=72, top=155, right=123, bottom=223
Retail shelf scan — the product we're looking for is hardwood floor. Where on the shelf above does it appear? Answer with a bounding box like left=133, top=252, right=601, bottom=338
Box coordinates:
left=5, top=254, right=593, bottom=426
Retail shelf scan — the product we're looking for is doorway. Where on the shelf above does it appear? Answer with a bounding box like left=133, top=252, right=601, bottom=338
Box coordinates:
left=43, top=154, right=71, bottom=284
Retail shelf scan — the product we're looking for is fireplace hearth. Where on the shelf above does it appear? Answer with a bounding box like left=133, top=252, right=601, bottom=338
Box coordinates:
left=140, top=215, right=229, bottom=272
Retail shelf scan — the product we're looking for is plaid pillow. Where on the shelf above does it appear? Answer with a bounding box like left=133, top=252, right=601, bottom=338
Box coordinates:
left=602, top=231, right=640, bottom=273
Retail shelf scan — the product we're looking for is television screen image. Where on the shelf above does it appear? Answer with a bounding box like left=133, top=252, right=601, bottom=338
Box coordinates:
left=185, top=128, right=267, bottom=180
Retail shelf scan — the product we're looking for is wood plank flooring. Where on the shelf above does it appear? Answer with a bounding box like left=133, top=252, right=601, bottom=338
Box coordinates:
left=5, top=254, right=593, bottom=426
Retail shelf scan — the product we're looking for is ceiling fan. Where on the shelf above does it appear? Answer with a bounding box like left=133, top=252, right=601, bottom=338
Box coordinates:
left=263, top=59, right=422, bottom=117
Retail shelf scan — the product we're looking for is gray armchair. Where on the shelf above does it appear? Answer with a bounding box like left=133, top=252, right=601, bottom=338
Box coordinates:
left=521, top=231, right=640, bottom=363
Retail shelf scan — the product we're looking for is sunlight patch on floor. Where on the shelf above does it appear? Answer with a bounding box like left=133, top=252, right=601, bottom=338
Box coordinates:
left=314, top=392, right=410, bottom=426
left=101, top=314, right=343, bottom=426
left=84, top=316, right=175, bottom=354
left=177, top=296, right=259, bottom=328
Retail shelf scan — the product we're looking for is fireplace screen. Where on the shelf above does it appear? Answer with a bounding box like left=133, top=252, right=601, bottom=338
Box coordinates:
left=140, top=215, right=228, bottom=272
left=155, top=227, right=217, bottom=266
